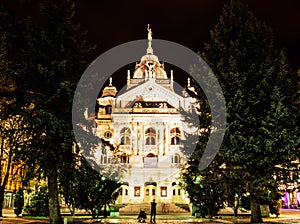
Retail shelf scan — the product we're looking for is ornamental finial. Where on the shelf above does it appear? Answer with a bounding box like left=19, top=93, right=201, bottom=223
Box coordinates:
left=147, top=24, right=153, bottom=54
left=109, top=77, right=112, bottom=86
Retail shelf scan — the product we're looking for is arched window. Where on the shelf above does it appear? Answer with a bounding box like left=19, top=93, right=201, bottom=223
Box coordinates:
left=145, top=128, right=156, bottom=145
left=146, top=153, right=155, bottom=157
left=101, top=148, right=111, bottom=164
left=105, top=105, right=112, bottom=114
left=120, top=153, right=129, bottom=163
left=172, top=153, right=181, bottom=164
left=120, top=127, right=131, bottom=145
left=170, top=127, right=181, bottom=145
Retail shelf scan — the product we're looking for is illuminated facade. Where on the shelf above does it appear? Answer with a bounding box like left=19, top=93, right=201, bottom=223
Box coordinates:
left=1, top=160, right=24, bottom=208
left=1, top=117, right=25, bottom=208
left=95, top=26, right=196, bottom=205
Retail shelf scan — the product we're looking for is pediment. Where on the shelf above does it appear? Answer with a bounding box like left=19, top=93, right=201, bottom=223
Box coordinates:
left=116, top=81, right=184, bottom=109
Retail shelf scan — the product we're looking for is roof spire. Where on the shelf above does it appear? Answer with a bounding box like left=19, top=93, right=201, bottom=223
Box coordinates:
left=127, top=70, right=130, bottom=85
left=147, top=24, right=153, bottom=54
left=109, top=77, right=112, bottom=86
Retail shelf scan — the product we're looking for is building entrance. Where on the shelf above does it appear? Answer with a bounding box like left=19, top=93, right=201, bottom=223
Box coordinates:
left=144, top=182, right=157, bottom=203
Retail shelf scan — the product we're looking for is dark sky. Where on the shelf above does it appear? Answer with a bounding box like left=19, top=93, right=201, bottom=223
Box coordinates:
left=73, top=0, right=300, bottom=69
left=3, top=0, right=300, bottom=68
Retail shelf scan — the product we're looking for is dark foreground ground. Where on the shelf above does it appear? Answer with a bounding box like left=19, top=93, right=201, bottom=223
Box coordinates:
left=0, top=208, right=299, bottom=224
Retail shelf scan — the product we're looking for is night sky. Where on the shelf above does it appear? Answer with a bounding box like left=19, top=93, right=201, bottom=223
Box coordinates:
left=3, top=0, right=300, bottom=69
left=73, top=0, right=300, bottom=69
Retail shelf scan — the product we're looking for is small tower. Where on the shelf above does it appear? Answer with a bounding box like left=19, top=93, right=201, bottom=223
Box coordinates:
left=96, top=77, right=118, bottom=140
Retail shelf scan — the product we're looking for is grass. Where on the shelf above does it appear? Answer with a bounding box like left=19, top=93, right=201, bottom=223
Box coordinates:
left=22, top=216, right=49, bottom=220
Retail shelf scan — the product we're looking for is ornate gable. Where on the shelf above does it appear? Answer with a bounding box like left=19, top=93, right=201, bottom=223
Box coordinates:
left=116, top=80, right=185, bottom=109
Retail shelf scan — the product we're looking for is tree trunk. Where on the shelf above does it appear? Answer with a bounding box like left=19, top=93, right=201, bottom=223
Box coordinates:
left=48, top=166, right=62, bottom=224
left=103, top=204, right=107, bottom=218
left=0, top=144, right=12, bottom=218
left=250, top=196, right=263, bottom=223
left=233, top=196, right=240, bottom=217
left=0, top=186, right=5, bottom=217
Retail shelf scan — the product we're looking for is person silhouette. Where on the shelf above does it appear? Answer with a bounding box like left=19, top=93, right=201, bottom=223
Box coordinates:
left=137, top=208, right=147, bottom=222
left=150, top=199, right=157, bottom=223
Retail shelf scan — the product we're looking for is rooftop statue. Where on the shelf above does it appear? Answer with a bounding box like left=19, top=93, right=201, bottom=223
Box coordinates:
left=147, top=24, right=152, bottom=41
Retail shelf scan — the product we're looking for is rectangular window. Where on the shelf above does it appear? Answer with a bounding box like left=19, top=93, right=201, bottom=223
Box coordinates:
left=134, top=186, right=141, bottom=197
left=119, top=188, right=123, bottom=195
left=173, top=189, right=176, bottom=196
left=125, top=189, right=128, bottom=196
left=161, top=186, right=167, bottom=197
left=178, top=189, right=181, bottom=196
left=146, top=189, right=149, bottom=196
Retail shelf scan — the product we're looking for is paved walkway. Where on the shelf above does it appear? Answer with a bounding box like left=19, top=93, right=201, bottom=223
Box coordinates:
left=0, top=209, right=299, bottom=223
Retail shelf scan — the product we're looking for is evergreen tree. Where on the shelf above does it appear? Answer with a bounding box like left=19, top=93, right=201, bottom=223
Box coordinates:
left=0, top=12, right=12, bottom=217
left=0, top=6, right=29, bottom=217
left=183, top=153, right=227, bottom=218
left=59, top=155, right=100, bottom=216
left=184, top=0, right=299, bottom=222
left=15, top=1, right=95, bottom=223
left=85, top=176, right=120, bottom=219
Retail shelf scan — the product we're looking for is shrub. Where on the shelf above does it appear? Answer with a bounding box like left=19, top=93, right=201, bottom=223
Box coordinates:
left=13, top=189, right=24, bottom=216
left=24, top=186, right=49, bottom=216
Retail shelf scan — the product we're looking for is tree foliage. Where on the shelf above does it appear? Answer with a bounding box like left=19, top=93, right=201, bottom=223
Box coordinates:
left=13, top=188, right=24, bottom=216
left=5, top=0, right=96, bottom=223
left=59, top=155, right=121, bottom=219
left=24, top=185, right=49, bottom=216
left=59, top=155, right=99, bottom=216
left=0, top=5, right=33, bottom=217
left=82, top=176, right=120, bottom=219
left=13, top=188, right=24, bottom=209
left=1, top=1, right=119, bottom=222
left=183, top=0, right=299, bottom=222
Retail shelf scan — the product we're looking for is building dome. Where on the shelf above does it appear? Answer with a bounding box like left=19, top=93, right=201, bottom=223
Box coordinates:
left=132, top=60, right=168, bottom=79
left=140, top=54, right=159, bottom=63
left=132, top=25, right=167, bottom=80
left=101, top=77, right=117, bottom=97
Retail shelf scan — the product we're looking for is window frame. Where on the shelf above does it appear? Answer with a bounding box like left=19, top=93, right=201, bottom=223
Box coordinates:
left=161, top=186, right=167, bottom=197
left=145, top=127, right=156, bottom=145
left=120, top=127, right=131, bottom=145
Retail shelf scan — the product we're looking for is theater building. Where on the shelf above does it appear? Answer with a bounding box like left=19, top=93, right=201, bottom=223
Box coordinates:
left=95, top=26, right=197, bottom=205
